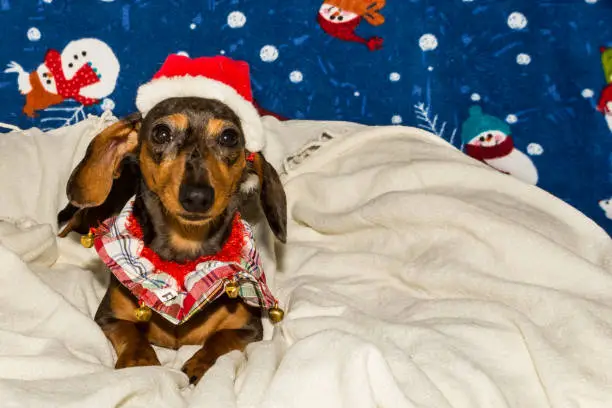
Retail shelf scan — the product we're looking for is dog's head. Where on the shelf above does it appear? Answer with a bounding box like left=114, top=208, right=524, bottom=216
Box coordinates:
left=66, top=97, right=286, bottom=243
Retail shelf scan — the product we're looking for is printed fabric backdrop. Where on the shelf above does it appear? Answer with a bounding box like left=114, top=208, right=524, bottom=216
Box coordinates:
left=1, top=0, right=611, bottom=236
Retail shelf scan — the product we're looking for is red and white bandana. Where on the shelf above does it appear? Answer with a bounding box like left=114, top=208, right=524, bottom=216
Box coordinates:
left=92, top=196, right=278, bottom=325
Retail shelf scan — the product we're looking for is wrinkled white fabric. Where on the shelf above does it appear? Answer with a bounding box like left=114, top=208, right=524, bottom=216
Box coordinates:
left=0, top=117, right=610, bottom=407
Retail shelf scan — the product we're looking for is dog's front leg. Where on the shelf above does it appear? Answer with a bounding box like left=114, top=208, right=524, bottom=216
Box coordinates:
left=95, top=281, right=160, bottom=369
left=101, top=318, right=161, bottom=368
left=181, top=328, right=258, bottom=384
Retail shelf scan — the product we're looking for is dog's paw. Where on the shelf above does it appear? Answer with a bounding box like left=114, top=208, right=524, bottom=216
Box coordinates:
left=115, top=345, right=160, bottom=369
left=181, top=357, right=212, bottom=385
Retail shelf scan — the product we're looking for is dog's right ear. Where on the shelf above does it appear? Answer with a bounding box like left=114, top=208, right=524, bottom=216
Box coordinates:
left=67, top=113, right=142, bottom=208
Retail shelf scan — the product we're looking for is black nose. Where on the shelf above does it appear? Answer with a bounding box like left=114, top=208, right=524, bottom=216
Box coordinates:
left=179, top=185, right=215, bottom=213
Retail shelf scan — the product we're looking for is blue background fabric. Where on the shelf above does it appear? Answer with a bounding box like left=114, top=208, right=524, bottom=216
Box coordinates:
left=1, top=0, right=611, bottom=236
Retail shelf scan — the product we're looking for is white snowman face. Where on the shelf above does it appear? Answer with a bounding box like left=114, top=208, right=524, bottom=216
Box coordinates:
left=319, top=4, right=359, bottom=23
left=599, top=198, right=612, bottom=212
left=468, top=130, right=508, bottom=147
left=61, top=40, right=95, bottom=80
left=36, top=63, right=57, bottom=94
left=60, top=38, right=120, bottom=83
left=606, top=101, right=612, bottom=114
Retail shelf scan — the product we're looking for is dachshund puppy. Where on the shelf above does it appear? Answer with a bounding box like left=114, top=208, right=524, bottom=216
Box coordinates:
left=60, top=97, right=286, bottom=384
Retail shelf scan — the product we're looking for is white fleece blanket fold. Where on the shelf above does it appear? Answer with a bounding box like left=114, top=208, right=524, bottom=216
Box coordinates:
left=0, top=117, right=611, bottom=407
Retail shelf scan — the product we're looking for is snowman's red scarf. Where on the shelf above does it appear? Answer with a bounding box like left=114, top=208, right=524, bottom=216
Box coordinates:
left=316, top=14, right=383, bottom=51
left=464, top=136, right=514, bottom=161
left=44, top=49, right=101, bottom=106
left=91, top=196, right=277, bottom=325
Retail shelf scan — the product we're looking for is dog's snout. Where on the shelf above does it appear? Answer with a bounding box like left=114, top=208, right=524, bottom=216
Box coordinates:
left=179, top=184, right=215, bottom=213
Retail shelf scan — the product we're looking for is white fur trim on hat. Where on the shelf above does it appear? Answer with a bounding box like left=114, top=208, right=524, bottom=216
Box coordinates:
left=135, top=76, right=265, bottom=152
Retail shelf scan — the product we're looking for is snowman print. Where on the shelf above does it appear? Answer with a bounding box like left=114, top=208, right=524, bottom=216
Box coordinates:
left=316, top=0, right=385, bottom=51
left=594, top=47, right=612, bottom=133
left=596, top=83, right=612, bottom=133
left=599, top=198, right=612, bottom=220
left=461, top=106, right=539, bottom=185
left=4, top=38, right=120, bottom=117
left=318, top=3, right=360, bottom=24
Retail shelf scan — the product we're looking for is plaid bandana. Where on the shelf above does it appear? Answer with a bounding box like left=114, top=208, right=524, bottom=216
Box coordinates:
left=92, top=196, right=278, bottom=325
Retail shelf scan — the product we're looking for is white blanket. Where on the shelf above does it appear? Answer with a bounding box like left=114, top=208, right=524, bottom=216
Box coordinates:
left=0, top=116, right=611, bottom=407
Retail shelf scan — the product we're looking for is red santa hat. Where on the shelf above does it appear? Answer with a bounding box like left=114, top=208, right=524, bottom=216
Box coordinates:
left=135, top=54, right=264, bottom=152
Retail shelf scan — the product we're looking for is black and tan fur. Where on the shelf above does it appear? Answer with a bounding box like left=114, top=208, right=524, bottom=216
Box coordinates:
left=58, top=97, right=286, bottom=384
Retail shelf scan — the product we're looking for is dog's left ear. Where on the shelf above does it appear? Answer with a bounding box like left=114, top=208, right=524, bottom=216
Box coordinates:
left=250, top=153, right=287, bottom=243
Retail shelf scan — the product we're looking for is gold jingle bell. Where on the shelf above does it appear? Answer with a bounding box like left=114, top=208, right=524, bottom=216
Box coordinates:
left=80, top=231, right=94, bottom=248
left=134, top=305, right=152, bottom=322
left=225, top=280, right=239, bottom=298
left=268, top=305, right=285, bottom=324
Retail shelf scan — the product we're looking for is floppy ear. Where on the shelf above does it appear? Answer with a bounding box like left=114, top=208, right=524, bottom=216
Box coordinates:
left=252, top=153, right=287, bottom=243
left=67, top=113, right=142, bottom=208
left=58, top=159, right=140, bottom=237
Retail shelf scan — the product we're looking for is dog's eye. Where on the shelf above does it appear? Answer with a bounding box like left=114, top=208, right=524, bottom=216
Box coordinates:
left=151, top=125, right=172, bottom=144
left=218, top=129, right=239, bottom=147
